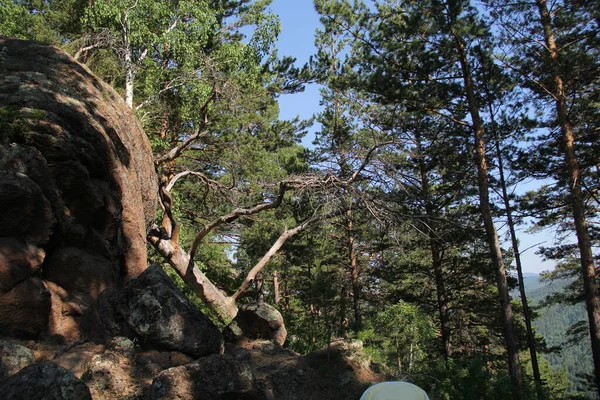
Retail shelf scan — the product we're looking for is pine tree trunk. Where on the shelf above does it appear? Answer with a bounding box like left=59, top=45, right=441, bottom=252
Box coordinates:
left=415, top=132, right=452, bottom=359
left=273, top=270, right=281, bottom=304
left=347, top=212, right=362, bottom=331
left=492, top=124, right=545, bottom=400
left=339, top=285, right=348, bottom=338
left=452, top=31, right=524, bottom=395
left=431, top=242, right=452, bottom=359
left=535, top=1, right=600, bottom=394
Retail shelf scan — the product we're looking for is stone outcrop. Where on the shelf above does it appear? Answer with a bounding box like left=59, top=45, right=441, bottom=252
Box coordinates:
left=148, top=354, right=257, bottom=400
left=0, top=37, right=157, bottom=342
left=0, top=336, right=381, bottom=400
left=0, top=36, right=384, bottom=400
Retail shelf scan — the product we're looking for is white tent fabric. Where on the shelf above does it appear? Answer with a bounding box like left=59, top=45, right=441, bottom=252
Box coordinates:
left=360, top=381, right=431, bottom=400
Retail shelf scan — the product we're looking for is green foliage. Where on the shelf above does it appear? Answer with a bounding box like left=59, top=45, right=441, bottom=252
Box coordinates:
left=416, top=357, right=530, bottom=400
left=359, top=302, right=435, bottom=374
left=526, top=276, right=595, bottom=396
left=0, top=1, right=35, bottom=39
left=8, top=1, right=600, bottom=397
left=0, top=106, right=47, bottom=145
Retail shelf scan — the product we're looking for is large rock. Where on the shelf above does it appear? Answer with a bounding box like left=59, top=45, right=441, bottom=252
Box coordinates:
left=0, top=362, right=92, bottom=400
left=0, top=172, right=55, bottom=247
left=115, top=265, right=223, bottom=358
left=0, top=37, right=157, bottom=341
left=148, top=354, right=257, bottom=400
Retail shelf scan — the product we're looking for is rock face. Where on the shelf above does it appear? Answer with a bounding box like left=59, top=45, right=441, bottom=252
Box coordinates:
left=0, top=37, right=157, bottom=342
left=0, top=362, right=92, bottom=400
left=113, top=265, right=223, bottom=358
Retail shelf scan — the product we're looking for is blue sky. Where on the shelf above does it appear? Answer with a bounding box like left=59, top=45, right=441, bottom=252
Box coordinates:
left=270, top=0, right=323, bottom=148
left=269, top=1, right=556, bottom=274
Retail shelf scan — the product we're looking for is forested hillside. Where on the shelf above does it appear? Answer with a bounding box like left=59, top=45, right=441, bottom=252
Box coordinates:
left=1, top=1, right=598, bottom=399
left=523, top=276, right=594, bottom=396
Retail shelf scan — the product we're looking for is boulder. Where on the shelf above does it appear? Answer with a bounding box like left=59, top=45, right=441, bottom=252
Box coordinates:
left=0, top=340, right=35, bottom=381
left=148, top=354, right=257, bottom=400
left=116, top=265, right=223, bottom=358
left=0, top=362, right=92, bottom=400
left=43, top=247, right=117, bottom=300
left=96, top=287, right=136, bottom=338
left=236, top=302, right=287, bottom=345
left=0, top=36, right=157, bottom=342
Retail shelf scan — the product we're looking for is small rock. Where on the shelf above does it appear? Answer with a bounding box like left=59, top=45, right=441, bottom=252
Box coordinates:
left=252, top=340, right=280, bottom=355
left=52, top=341, right=105, bottom=379
left=0, top=362, right=92, bottom=400
left=0, top=340, right=34, bottom=381
left=105, top=336, right=135, bottom=356
left=236, top=302, right=287, bottom=345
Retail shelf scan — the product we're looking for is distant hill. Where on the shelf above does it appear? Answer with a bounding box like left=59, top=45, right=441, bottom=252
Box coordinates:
left=517, top=274, right=593, bottom=394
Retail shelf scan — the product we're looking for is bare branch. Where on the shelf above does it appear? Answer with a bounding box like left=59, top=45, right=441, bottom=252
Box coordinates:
left=71, top=29, right=117, bottom=61
left=188, top=183, right=288, bottom=262
left=423, top=107, right=472, bottom=127
left=167, top=170, right=227, bottom=193
left=148, top=225, right=238, bottom=323
left=155, top=128, right=209, bottom=165
left=230, top=213, right=321, bottom=302
left=349, top=141, right=395, bottom=183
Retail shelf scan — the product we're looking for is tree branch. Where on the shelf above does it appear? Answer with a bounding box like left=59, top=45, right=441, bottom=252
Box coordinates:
left=230, top=213, right=320, bottom=302
left=188, top=183, right=288, bottom=262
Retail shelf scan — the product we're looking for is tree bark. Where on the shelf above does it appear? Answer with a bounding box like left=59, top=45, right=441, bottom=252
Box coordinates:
left=273, top=270, right=281, bottom=304
left=452, top=31, right=524, bottom=395
left=346, top=211, right=362, bottom=332
left=535, top=1, right=600, bottom=395
left=123, top=34, right=135, bottom=109
left=147, top=229, right=239, bottom=323
left=232, top=216, right=317, bottom=302
left=490, top=104, right=545, bottom=400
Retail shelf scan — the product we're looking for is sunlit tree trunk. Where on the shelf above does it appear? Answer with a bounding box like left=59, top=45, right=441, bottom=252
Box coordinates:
left=453, top=30, right=523, bottom=395
left=490, top=107, right=545, bottom=400
left=535, top=1, right=600, bottom=394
